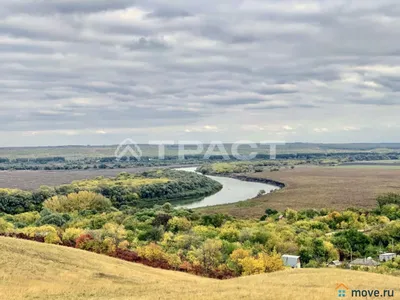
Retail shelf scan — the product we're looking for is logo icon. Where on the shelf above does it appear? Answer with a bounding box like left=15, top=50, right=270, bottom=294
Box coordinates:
left=115, top=138, right=142, bottom=161
left=336, top=283, right=349, bottom=298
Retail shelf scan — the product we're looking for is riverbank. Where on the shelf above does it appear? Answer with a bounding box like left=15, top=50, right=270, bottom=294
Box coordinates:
left=224, top=174, right=285, bottom=189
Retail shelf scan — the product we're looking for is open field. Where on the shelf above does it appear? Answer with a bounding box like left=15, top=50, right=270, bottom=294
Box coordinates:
left=1, top=237, right=399, bottom=300
left=340, top=161, right=400, bottom=167
left=198, top=166, right=400, bottom=218
left=2, top=143, right=400, bottom=159
left=0, top=165, right=192, bottom=190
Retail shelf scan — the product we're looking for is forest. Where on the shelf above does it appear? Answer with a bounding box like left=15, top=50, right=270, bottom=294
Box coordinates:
left=0, top=170, right=222, bottom=214
left=0, top=189, right=399, bottom=279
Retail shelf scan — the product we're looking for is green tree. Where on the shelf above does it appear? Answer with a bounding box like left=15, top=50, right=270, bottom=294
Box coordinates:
left=332, top=229, right=371, bottom=258
left=196, top=239, right=223, bottom=272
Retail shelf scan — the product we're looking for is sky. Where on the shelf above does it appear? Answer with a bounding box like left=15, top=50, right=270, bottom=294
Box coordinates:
left=1, top=0, right=400, bottom=146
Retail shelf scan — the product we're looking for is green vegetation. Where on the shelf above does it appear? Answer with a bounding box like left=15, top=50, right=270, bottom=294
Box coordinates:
left=1, top=191, right=400, bottom=278
left=377, top=193, right=400, bottom=208
left=0, top=170, right=222, bottom=213
left=43, top=191, right=112, bottom=213
left=198, top=161, right=293, bottom=175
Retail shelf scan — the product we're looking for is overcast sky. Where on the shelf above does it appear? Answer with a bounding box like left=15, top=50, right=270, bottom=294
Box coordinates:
left=1, top=0, right=400, bottom=146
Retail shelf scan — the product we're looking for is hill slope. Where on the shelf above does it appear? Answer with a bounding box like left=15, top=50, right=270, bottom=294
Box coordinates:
left=1, top=237, right=399, bottom=300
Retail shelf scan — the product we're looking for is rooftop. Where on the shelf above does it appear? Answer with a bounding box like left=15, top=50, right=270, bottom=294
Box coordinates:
left=350, top=258, right=380, bottom=266
left=282, top=255, right=300, bottom=259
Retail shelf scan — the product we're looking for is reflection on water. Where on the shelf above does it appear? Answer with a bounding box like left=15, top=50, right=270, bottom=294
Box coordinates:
left=174, top=167, right=279, bottom=209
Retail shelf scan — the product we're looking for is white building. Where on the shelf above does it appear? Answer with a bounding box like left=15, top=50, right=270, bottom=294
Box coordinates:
left=282, top=255, right=301, bottom=268
left=379, top=253, right=397, bottom=262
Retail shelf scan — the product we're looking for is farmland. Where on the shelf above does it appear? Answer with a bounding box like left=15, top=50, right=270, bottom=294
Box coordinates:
left=1, top=237, right=399, bottom=300
left=198, top=165, right=400, bottom=218
left=4, top=143, right=400, bottom=159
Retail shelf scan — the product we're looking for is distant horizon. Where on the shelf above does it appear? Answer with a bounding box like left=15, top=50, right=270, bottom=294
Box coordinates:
left=3, top=141, right=400, bottom=149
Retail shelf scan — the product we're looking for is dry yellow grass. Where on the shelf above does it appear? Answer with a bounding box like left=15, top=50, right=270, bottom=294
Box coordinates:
left=1, top=237, right=399, bottom=300
left=199, top=165, right=400, bottom=218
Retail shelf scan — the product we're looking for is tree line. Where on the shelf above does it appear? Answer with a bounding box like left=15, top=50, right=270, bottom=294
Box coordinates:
left=0, top=170, right=222, bottom=214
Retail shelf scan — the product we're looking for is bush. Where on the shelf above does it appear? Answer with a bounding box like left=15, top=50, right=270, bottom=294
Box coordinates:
left=137, top=243, right=166, bottom=261
left=0, top=218, right=14, bottom=234
left=236, top=252, right=284, bottom=275
left=201, top=214, right=230, bottom=228
left=168, top=217, right=192, bottom=232
left=138, top=226, right=164, bottom=242
left=13, top=212, right=41, bottom=225
left=36, top=213, right=68, bottom=227
left=152, top=213, right=172, bottom=227
left=75, top=233, right=94, bottom=249
left=229, top=248, right=251, bottom=274
left=265, top=208, right=278, bottom=216
left=20, top=225, right=61, bottom=244
left=44, top=191, right=112, bottom=213
left=63, top=228, right=85, bottom=243
left=101, top=222, right=127, bottom=244
left=220, top=226, right=240, bottom=242
left=377, top=193, right=400, bottom=208
left=0, top=188, right=40, bottom=214
left=305, top=260, right=320, bottom=268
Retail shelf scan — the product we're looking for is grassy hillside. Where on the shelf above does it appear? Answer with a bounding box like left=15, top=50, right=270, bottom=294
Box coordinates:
left=1, top=237, right=399, bottom=300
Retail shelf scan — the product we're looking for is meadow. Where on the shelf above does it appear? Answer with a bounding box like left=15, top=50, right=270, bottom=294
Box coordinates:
left=198, top=165, right=400, bottom=218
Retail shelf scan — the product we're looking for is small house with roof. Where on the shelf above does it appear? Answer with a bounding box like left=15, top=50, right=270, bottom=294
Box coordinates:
left=379, top=253, right=397, bottom=262
left=350, top=257, right=380, bottom=267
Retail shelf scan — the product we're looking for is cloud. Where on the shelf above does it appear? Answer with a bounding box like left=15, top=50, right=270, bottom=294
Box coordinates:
left=343, top=126, right=360, bottom=131
left=96, top=130, right=107, bottom=135
left=314, top=128, right=329, bottom=133
left=184, top=125, right=220, bottom=133
left=1, top=0, right=400, bottom=146
left=283, top=125, right=294, bottom=131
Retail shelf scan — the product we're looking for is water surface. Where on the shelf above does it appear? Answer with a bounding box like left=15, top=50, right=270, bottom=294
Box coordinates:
left=175, top=167, right=279, bottom=209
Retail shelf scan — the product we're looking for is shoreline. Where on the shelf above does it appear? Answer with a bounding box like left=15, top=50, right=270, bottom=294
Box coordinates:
left=202, top=171, right=286, bottom=189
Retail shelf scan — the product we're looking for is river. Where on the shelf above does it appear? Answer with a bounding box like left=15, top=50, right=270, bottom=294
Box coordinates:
left=175, top=167, right=280, bottom=209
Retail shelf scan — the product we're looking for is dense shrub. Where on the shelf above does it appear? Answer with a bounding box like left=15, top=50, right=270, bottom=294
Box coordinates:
left=0, top=189, right=41, bottom=214
left=168, top=217, right=192, bottom=232
left=44, top=191, right=112, bottom=213
left=137, top=243, right=167, bottom=261
left=62, top=228, right=85, bottom=244
left=377, top=193, right=400, bottom=208
left=13, top=212, right=41, bottom=225
left=1, top=188, right=400, bottom=280
left=20, top=225, right=61, bottom=244
left=36, top=213, right=68, bottom=227
left=332, top=229, right=372, bottom=258
left=0, top=218, right=14, bottom=233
